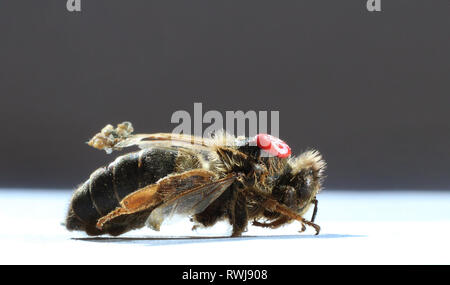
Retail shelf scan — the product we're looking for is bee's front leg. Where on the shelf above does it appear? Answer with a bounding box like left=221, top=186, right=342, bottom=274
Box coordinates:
left=252, top=216, right=290, bottom=229
left=311, top=198, right=319, bottom=223
left=261, top=198, right=321, bottom=235
left=299, top=223, right=306, bottom=233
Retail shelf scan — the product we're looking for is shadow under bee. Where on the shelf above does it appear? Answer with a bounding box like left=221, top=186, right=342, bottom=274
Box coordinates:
left=72, top=234, right=365, bottom=246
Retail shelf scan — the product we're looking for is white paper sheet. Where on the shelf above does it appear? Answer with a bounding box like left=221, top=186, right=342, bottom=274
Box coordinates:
left=0, top=189, right=449, bottom=265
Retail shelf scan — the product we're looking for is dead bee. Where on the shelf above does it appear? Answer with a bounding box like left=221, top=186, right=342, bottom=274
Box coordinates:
left=65, top=122, right=326, bottom=237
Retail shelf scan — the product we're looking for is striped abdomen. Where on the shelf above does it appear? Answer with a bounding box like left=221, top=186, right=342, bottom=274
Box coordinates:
left=65, top=148, right=178, bottom=236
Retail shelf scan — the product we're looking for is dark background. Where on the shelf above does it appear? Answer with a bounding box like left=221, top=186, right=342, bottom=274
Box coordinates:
left=0, top=1, right=449, bottom=190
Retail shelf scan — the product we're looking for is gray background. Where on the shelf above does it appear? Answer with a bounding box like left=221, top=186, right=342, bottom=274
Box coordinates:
left=0, top=1, right=449, bottom=190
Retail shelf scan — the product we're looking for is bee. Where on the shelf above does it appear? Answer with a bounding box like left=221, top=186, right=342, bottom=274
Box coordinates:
left=65, top=122, right=326, bottom=237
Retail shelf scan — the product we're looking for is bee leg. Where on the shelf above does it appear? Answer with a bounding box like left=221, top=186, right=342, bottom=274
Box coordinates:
left=223, top=184, right=249, bottom=237
left=191, top=224, right=201, bottom=231
left=190, top=218, right=206, bottom=232
left=252, top=220, right=270, bottom=228
left=311, top=198, right=319, bottom=223
left=295, top=199, right=318, bottom=233
left=96, top=184, right=160, bottom=230
left=252, top=216, right=290, bottom=229
left=230, top=191, right=248, bottom=237
left=192, top=210, right=223, bottom=230
left=192, top=184, right=232, bottom=230
left=299, top=223, right=306, bottom=233
left=262, top=199, right=321, bottom=235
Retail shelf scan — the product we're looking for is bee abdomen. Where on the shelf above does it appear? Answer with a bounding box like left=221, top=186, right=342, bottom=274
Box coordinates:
left=66, top=148, right=178, bottom=236
left=67, top=181, right=101, bottom=233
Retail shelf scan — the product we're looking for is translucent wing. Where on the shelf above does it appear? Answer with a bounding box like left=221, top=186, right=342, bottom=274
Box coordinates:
left=87, top=122, right=238, bottom=153
left=94, top=133, right=212, bottom=152
left=117, top=133, right=212, bottom=148
left=147, top=173, right=237, bottom=230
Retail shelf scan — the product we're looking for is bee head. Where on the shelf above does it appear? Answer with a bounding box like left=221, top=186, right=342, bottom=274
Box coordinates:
left=274, top=150, right=326, bottom=213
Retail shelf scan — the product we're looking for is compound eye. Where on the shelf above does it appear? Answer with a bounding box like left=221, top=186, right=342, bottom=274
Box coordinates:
left=254, top=134, right=291, bottom=158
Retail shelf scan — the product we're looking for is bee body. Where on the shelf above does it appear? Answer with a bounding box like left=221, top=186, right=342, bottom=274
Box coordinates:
left=66, top=123, right=326, bottom=237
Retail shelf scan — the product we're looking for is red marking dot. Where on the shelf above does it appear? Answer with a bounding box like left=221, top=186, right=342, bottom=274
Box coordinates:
left=255, top=134, right=291, bottom=158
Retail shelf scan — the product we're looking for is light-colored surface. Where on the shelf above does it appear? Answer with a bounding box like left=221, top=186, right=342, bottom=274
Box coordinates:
left=0, top=189, right=449, bottom=265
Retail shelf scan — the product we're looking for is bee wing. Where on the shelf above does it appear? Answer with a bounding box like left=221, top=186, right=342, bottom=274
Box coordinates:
left=96, top=169, right=233, bottom=230
left=88, top=122, right=235, bottom=153
left=115, top=133, right=214, bottom=150
left=146, top=173, right=237, bottom=230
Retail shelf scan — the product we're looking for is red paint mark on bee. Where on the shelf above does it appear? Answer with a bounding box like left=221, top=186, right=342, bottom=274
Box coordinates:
left=255, top=134, right=291, bottom=158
